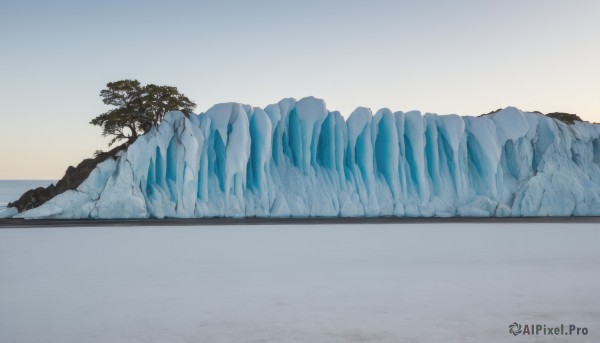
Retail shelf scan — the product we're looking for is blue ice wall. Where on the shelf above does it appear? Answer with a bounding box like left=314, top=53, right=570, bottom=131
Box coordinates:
left=12, top=97, right=600, bottom=219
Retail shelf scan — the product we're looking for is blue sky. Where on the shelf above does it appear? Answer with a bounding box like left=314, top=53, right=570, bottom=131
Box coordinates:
left=1, top=0, right=599, bottom=179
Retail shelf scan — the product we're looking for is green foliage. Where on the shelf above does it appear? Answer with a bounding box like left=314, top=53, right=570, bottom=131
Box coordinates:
left=90, top=79, right=196, bottom=146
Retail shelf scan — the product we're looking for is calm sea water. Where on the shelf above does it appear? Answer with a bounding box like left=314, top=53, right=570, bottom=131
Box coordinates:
left=0, top=180, right=55, bottom=209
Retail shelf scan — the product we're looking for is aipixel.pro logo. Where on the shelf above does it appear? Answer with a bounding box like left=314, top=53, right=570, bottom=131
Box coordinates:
left=509, top=322, right=588, bottom=336
left=509, top=322, right=522, bottom=336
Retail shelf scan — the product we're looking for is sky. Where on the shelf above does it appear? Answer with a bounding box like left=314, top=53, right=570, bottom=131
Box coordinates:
left=0, top=0, right=599, bottom=179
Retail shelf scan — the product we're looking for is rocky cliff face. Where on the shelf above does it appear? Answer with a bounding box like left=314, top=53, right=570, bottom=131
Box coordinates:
left=7, top=142, right=129, bottom=212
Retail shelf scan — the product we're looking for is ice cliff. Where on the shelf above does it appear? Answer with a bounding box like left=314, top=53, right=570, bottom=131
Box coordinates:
left=5, top=96, right=600, bottom=219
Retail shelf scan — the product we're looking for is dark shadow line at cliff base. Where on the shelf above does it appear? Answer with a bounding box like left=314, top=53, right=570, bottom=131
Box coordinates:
left=1, top=216, right=600, bottom=228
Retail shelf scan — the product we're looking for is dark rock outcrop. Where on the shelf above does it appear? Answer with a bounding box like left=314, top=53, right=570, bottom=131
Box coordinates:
left=8, top=142, right=131, bottom=212
left=481, top=109, right=585, bottom=125
left=479, top=108, right=503, bottom=117
left=545, top=112, right=583, bottom=124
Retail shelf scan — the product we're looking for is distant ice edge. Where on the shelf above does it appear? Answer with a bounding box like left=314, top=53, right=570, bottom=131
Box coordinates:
left=10, top=96, right=600, bottom=219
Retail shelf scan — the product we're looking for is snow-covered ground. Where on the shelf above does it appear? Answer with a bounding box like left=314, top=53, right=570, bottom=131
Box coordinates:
left=0, top=223, right=598, bottom=342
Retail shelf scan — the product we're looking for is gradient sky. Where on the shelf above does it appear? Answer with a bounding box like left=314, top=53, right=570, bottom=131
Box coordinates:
left=1, top=0, right=599, bottom=179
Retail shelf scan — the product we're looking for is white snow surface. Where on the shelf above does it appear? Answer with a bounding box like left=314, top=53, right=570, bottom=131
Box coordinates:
left=11, top=97, right=600, bottom=218
left=0, top=223, right=598, bottom=343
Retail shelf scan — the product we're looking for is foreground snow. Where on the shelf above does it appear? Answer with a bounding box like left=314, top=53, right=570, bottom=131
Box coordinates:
left=11, top=97, right=600, bottom=219
left=0, top=223, right=598, bottom=342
